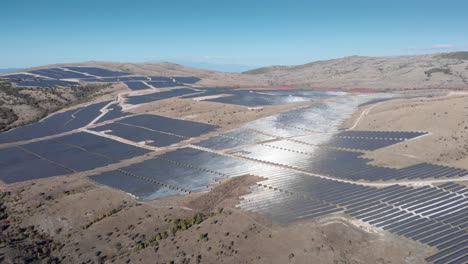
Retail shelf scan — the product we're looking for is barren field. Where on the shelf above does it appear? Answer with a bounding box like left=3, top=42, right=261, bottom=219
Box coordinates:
left=1, top=63, right=467, bottom=263
left=347, top=94, right=468, bottom=169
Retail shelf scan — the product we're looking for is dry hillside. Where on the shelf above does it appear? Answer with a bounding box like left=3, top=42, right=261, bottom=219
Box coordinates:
left=244, top=52, right=468, bottom=90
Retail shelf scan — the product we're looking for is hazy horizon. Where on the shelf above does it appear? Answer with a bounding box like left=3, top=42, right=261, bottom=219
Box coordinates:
left=2, top=0, right=468, bottom=70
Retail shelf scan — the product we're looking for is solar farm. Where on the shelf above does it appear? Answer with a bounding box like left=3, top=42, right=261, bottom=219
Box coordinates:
left=0, top=66, right=199, bottom=89
left=0, top=67, right=467, bottom=263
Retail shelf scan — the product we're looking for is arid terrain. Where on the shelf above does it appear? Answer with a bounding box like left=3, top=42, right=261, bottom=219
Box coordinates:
left=1, top=54, right=467, bottom=264
left=244, top=52, right=468, bottom=90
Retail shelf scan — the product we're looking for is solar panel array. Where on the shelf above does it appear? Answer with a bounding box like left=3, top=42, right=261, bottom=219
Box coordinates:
left=92, top=122, right=185, bottom=147
left=239, top=186, right=343, bottom=224
left=182, top=88, right=331, bottom=107
left=195, top=129, right=275, bottom=150
left=323, top=130, right=427, bottom=151
left=204, top=92, right=311, bottom=107
left=15, top=79, right=80, bottom=87
left=239, top=173, right=468, bottom=263
left=241, top=101, right=357, bottom=136
left=124, top=81, right=151, bottom=90
left=63, top=67, right=129, bottom=77
left=0, top=147, right=72, bottom=183
left=0, top=101, right=110, bottom=144
left=114, top=114, right=217, bottom=138
left=0, top=74, right=43, bottom=80
left=172, top=77, right=201, bottom=84
left=229, top=142, right=468, bottom=181
left=96, top=104, right=130, bottom=123
left=150, top=77, right=173, bottom=82
left=89, top=147, right=273, bottom=200
left=124, top=88, right=199, bottom=105
left=29, top=68, right=89, bottom=79
left=146, top=81, right=183, bottom=88
left=81, top=76, right=150, bottom=83
left=86, top=143, right=468, bottom=263
left=0, top=132, right=150, bottom=183
left=1, top=66, right=203, bottom=88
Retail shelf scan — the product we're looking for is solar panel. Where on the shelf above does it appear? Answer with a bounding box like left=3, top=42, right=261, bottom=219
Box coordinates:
left=55, top=132, right=151, bottom=160
left=118, top=114, right=217, bottom=138
left=124, top=81, right=151, bottom=90
left=0, top=147, right=71, bottom=183
left=64, top=67, right=130, bottom=77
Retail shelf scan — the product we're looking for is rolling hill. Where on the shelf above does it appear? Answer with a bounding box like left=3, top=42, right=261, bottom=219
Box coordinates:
left=244, top=52, right=468, bottom=90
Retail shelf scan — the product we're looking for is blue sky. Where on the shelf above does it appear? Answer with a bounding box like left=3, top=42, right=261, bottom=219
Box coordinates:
left=1, top=0, right=468, bottom=71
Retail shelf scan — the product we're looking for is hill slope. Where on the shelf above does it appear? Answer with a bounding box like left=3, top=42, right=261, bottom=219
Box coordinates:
left=244, top=52, right=468, bottom=90
left=27, top=61, right=266, bottom=87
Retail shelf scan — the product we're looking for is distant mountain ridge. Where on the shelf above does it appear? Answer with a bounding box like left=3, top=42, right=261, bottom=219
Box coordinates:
left=5, top=52, right=468, bottom=90
left=243, top=52, right=468, bottom=90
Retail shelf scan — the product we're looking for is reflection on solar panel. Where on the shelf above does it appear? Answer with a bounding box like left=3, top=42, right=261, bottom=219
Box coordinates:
left=118, top=114, right=217, bottom=138
left=172, top=77, right=201, bottom=84
left=0, top=101, right=110, bottom=144
left=205, top=92, right=311, bottom=107
left=195, top=129, right=275, bottom=150
left=239, top=171, right=468, bottom=263
left=89, top=147, right=275, bottom=199
left=124, top=88, right=199, bottom=105
left=242, top=98, right=362, bottom=136
left=64, top=67, right=129, bottom=77
left=90, top=160, right=214, bottom=199
left=124, top=81, right=151, bottom=90
left=230, top=142, right=468, bottom=181
left=238, top=186, right=342, bottom=224
left=183, top=89, right=335, bottom=107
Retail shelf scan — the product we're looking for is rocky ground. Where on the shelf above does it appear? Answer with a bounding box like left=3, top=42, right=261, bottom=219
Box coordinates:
left=341, top=93, right=468, bottom=169
left=244, top=52, right=468, bottom=90
left=0, top=81, right=122, bottom=132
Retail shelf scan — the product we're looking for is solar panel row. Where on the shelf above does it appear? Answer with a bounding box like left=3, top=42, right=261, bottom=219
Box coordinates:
left=90, top=122, right=185, bottom=147
left=29, top=68, right=89, bottom=79
left=246, top=173, right=468, bottom=264
left=336, top=130, right=427, bottom=140
left=116, top=114, right=217, bottom=138
left=0, top=101, right=110, bottom=144
left=146, top=81, right=183, bottom=88
left=230, top=143, right=468, bottom=181
left=124, top=81, right=151, bottom=90
left=0, top=132, right=151, bottom=184
left=64, top=67, right=129, bottom=77
left=195, top=129, right=275, bottom=150
left=124, top=88, right=199, bottom=105
left=96, top=104, right=130, bottom=123
left=0, top=74, right=43, bottom=80
left=15, top=79, right=80, bottom=87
